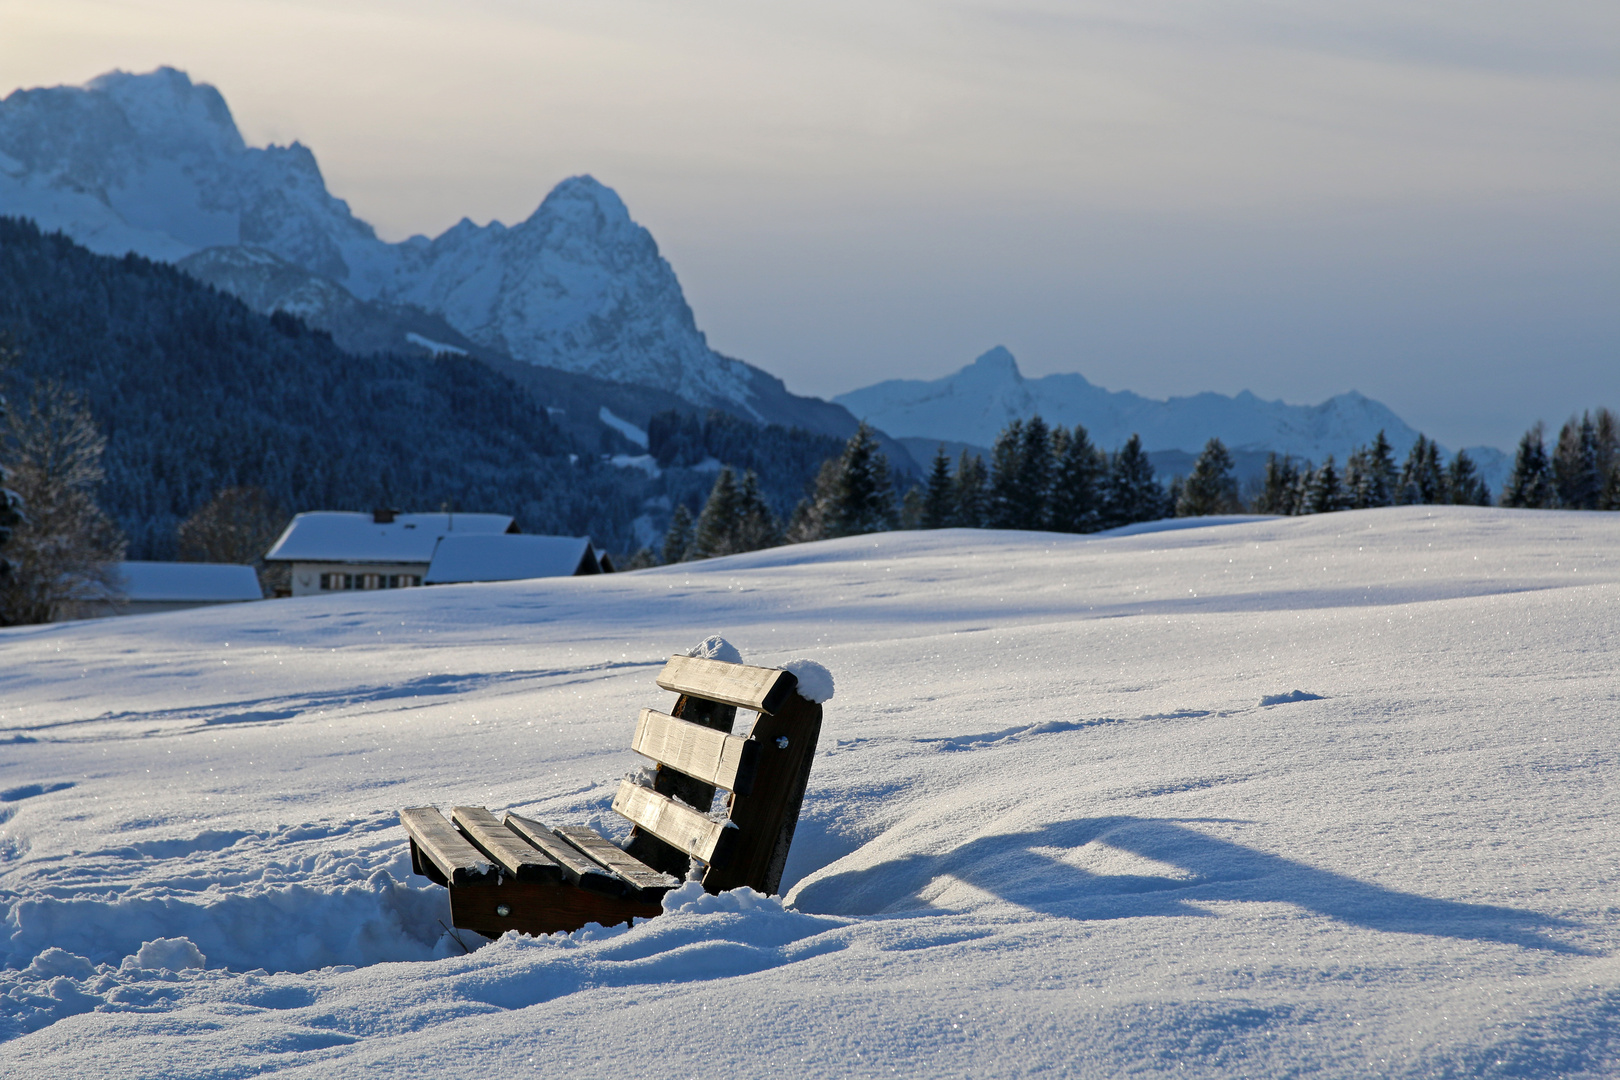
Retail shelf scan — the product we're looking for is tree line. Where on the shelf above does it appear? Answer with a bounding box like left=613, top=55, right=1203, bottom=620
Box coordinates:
left=657, top=406, right=1620, bottom=567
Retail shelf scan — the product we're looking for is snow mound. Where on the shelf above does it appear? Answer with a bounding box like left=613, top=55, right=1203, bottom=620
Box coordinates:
left=1259, top=690, right=1325, bottom=706
left=780, top=659, right=834, bottom=703
left=126, top=937, right=206, bottom=972
left=686, top=635, right=742, bottom=664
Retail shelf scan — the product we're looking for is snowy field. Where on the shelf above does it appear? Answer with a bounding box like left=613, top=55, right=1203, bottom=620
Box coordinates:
left=2, top=507, right=1618, bottom=1078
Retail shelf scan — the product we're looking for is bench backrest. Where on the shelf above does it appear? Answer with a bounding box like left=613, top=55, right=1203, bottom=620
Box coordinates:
left=615, top=654, right=822, bottom=896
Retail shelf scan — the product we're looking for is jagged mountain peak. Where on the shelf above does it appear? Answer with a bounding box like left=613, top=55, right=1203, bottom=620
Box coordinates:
left=966, top=345, right=1022, bottom=377
left=82, top=66, right=244, bottom=156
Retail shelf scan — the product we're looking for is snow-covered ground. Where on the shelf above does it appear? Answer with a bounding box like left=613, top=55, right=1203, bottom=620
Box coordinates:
left=2, top=507, right=1617, bottom=1078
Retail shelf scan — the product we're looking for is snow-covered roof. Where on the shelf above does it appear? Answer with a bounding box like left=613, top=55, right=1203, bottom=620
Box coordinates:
left=424, top=535, right=598, bottom=584
left=263, top=512, right=516, bottom=564
left=118, top=561, right=262, bottom=603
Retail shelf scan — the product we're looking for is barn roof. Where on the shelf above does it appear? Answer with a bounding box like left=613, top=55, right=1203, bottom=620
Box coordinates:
left=264, top=512, right=516, bottom=564
left=118, top=562, right=263, bottom=603
left=424, top=535, right=599, bottom=584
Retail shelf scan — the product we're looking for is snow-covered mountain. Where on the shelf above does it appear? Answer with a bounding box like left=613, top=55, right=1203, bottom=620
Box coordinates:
left=0, top=67, right=815, bottom=424
left=838, top=346, right=1428, bottom=464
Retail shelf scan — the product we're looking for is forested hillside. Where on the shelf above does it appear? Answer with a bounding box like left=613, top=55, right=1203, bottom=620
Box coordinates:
left=0, top=219, right=646, bottom=556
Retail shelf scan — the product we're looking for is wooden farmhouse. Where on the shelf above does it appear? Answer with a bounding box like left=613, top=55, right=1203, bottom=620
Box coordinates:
left=264, top=510, right=519, bottom=597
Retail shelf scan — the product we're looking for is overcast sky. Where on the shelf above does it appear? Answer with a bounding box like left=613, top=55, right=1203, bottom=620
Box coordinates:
left=3, top=0, right=1616, bottom=448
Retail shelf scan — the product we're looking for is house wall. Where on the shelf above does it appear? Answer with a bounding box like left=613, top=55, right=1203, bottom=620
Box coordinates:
left=288, top=562, right=430, bottom=597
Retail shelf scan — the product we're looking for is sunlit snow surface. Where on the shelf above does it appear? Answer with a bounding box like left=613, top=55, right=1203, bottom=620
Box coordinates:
left=2, top=508, right=1618, bottom=1077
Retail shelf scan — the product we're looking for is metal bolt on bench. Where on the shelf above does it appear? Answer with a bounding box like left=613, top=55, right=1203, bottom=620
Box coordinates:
left=399, top=653, right=825, bottom=939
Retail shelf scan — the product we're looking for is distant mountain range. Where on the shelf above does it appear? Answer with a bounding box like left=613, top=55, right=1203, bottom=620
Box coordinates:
left=1, top=66, right=1506, bottom=493
left=0, top=66, right=902, bottom=465
left=837, top=347, right=1508, bottom=488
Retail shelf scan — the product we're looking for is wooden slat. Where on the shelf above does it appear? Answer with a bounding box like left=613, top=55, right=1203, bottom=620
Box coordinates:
left=608, top=783, right=735, bottom=867
left=503, top=813, right=624, bottom=895
left=399, top=806, right=498, bottom=887
left=701, top=693, right=823, bottom=896
left=656, top=655, right=798, bottom=715
left=450, top=806, right=564, bottom=884
left=631, top=708, right=759, bottom=795
left=623, top=694, right=739, bottom=877
left=554, top=823, right=683, bottom=893
left=449, top=880, right=665, bottom=940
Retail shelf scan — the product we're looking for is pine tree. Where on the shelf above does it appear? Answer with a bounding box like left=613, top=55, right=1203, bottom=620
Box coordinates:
left=822, top=423, right=897, bottom=538
left=1049, top=424, right=1104, bottom=532
left=1445, top=450, right=1491, bottom=506
left=1364, top=431, right=1397, bottom=507
left=0, top=381, right=126, bottom=624
left=1399, top=435, right=1447, bottom=504
left=1553, top=413, right=1602, bottom=510
left=661, top=503, right=694, bottom=563
left=1013, top=415, right=1054, bottom=529
left=1177, top=437, right=1239, bottom=517
left=1101, top=434, right=1165, bottom=528
left=951, top=451, right=989, bottom=528
left=920, top=446, right=955, bottom=529
left=0, top=372, right=21, bottom=583
left=899, top=486, right=924, bottom=529
left=1343, top=446, right=1370, bottom=510
left=1501, top=425, right=1557, bottom=508
left=733, top=470, right=781, bottom=551
left=1304, top=455, right=1347, bottom=514
left=688, top=468, right=743, bottom=559
left=987, top=419, right=1025, bottom=529
left=1253, top=453, right=1302, bottom=515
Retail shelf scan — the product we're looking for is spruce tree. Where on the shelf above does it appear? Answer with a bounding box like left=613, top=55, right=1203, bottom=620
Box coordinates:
left=1101, top=434, right=1165, bottom=528
left=920, top=446, right=954, bottom=529
left=952, top=451, right=989, bottom=528
left=1553, top=413, right=1602, bottom=510
left=661, top=503, right=694, bottom=564
left=1177, top=437, right=1239, bottom=517
left=1049, top=424, right=1104, bottom=533
left=1364, top=431, right=1397, bottom=507
left=1304, top=455, right=1347, bottom=514
left=1445, top=450, right=1491, bottom=506
left=0, top=377, right=20, bottom=583
left=823, top=423, right=897, bottom=538
left=1501, top=425, right=1557, bottom=508
left=734, top=470, right=781, bottom=551
left=1399, top=435, right=1446, bottom=504
left=1013, top=415, right=1054, bottom=529
left=1254, top=453, right=1302, bottom=515
left=688, top=467, right=748, bottom=559
left=987, top=419, right=1025, bottom=529
left=1343, top=446, right=1371, bottom=510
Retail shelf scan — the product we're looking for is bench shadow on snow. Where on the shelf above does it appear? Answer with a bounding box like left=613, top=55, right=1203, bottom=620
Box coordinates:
left=792, top=817, right=1592, bottom=955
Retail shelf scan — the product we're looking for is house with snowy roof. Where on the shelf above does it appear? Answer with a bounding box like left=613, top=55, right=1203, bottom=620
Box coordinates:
left=423, top=534, right=602, bottom=585
left=61, top=561, right=264, bottom=619
left=263, top=510, right=518, bottom=597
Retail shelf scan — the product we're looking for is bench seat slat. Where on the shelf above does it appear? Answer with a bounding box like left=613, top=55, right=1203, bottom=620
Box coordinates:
left=656, top=655, right=798, bottom=715
left=609, top=781, right=735, bottom=868
left=554, top=823, right=682, bottom=893
left=400, top=806, right=498, bottom=887
left=449, top=806, right=564, bottom=884
left=503, top=813, right=625, bottom=895
left=631, top=708, right=759, bottom=795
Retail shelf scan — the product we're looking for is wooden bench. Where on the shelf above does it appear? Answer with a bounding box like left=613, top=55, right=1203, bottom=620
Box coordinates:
left=400, top=653, right=824, bottom=938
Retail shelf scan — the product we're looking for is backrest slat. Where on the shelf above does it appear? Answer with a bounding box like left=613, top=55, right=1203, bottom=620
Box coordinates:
left=630, top=708, right=759, bottom=795
left=611, top=779, right=736, bottom=866
left=656, top=655, right=798, bottom=715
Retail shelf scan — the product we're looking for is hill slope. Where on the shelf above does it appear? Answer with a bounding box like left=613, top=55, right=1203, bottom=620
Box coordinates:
left=2, top=507, right=1617, bottom=1075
